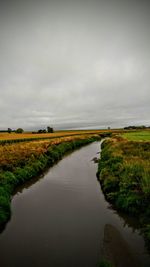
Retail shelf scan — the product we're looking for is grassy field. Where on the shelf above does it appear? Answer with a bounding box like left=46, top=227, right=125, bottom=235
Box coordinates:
left=0, top=130, right=112, bottom=146
left=122, top=130, right=150, bottom=141
left=0, top=129, right=125, bottom=144
left=0, top=130, right=104, bottom=141
left=97, top=132, right=150, bottom=249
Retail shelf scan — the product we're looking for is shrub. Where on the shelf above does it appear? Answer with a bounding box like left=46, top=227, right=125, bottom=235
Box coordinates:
left=116, top=192, right=142, bottom=214
left=103, top=175, right=119, bottom=193
left=15, top=128, right=24, bottom=133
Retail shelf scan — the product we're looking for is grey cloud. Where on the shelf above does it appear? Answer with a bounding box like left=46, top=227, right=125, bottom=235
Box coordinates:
left=0, top=0, right=150, bottom=130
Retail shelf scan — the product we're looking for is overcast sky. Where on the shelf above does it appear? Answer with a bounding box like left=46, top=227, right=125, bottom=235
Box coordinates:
left=0, top=0, right=150, bottom=130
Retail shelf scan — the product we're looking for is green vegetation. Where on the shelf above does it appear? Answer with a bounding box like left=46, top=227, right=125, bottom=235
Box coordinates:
left=99, top=259, right=113, bottom=267
left=47, top=126, right=54, bottom=133
left=124, top=125, right=149, bottom=130
left=15, top=128, right=24, bottom=133
left=33, top=126, right=54, bottom=133
left=0, top=136, right=99, bottom=226
left=97, top=136, right=150, bottom=248
left=122, top=130, right=150, bottom=141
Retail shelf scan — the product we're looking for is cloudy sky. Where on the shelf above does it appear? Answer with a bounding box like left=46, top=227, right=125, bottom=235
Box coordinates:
left=0, top=0, right=150, bottom=130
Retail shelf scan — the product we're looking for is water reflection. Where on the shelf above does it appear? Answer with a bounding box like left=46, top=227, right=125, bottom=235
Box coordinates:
left=101, top=224, right=140, bottom=267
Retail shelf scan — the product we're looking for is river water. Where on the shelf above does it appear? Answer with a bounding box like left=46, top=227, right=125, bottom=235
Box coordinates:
left=0, top=142, right=150, bottom=267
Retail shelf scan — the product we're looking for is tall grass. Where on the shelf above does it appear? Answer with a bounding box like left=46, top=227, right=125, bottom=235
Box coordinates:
left=0, top=134, right=99, bottom=171
left=97, top=137, right=150, bottom=247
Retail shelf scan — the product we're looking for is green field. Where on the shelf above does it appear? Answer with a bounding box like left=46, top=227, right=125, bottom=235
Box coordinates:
left=122, top=130, right=150, bottom=141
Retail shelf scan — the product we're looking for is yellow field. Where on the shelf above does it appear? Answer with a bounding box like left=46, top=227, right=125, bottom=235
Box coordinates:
left=0, top=129, right=126, bottom=144
left=0, top=130, right=103, bottom=141
left=0, top=133, right=99, bottom=170
left=0, top=129, right=125, bottom=171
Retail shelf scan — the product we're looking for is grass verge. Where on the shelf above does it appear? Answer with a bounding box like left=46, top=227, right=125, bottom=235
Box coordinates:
left=97, top=136, right=150, bottom=250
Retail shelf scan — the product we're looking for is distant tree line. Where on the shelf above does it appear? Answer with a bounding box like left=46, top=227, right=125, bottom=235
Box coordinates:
left=124, top=125, right=150, bottom=130
left=0, top=126, right=54, bottom=134
left=32, top=126, right=54, bottom=134
left=3, top=128, right=24, bottom=133
left=0, top=130, right=10, bottom=133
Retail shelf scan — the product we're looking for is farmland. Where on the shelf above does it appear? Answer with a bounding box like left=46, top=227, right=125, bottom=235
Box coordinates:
left=122, top=130, right=150, bottom=141
left=0, top=130, right=103, bottom=143
left=0, top=130, right=99, bottom=140
left=0, top=128, right=126, bottom=145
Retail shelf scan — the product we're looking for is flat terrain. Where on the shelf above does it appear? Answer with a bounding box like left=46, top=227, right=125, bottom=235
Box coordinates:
left=0, top=130, right=103, bottom=141
left=122, top=130, right=150, bottom=141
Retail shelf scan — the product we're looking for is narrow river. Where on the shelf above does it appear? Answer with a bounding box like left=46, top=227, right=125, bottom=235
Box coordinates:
left=0, top=142, right=150, bottom=267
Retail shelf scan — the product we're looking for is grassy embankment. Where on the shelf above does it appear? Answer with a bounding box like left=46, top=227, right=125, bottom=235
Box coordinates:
left=0, top=133, right=100, bottom=225
left=97, top=130, right=150, bottom=248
